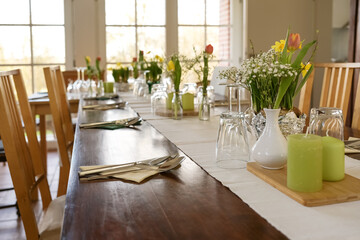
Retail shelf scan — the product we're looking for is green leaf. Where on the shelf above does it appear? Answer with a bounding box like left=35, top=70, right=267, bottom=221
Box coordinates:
left=294, top=65, right=314, bottom=96
left=291, top=40, right=316, bottom=68
left=280, top=28, right=290, bottom=63
left=274, top=76, right=293, bottom=109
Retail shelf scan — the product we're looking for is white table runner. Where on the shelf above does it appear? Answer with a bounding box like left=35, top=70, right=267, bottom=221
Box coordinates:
left=121, top=92, right=360, bottom=240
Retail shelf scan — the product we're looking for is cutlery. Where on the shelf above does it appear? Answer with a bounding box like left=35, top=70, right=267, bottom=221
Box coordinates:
left=78, top=154, right=178, bottom=177
left=80, top=156, right=185, bottom=181
left=82, top=102, right=127, bottom=110
left=79, top=117, right=141, bottom=128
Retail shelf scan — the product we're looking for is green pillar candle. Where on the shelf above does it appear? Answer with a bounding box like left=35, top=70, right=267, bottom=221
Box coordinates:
left=322, top=136, right=345, bottom=181
left=182, top=93, right=194, bottom=110
left=103, top=82, right=114, bottom=93
left=287, top=134, right=323, bottom=192
left=166, top=92, right=173, bottom=110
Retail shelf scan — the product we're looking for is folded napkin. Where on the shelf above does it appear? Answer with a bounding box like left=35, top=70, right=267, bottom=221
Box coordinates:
left=87, top=120, right=142, bottom=130
left=345, top=137, right=360, bottom=154
left=84, top=94, right=119, bottom=101
left=79, top=117, right=142, bottom=130
left=78, top=156, right=184, bottom=183
left=82, top=102, right=127, bottom=110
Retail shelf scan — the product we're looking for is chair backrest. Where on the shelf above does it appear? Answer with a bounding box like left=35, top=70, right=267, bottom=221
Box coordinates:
left=0, top=69, right=52, bottom=239
left=352, top=75, right=360, bottom=130
left=298, top=62, right=360, bottom=122
left=43, top=66, right=73, bottom=196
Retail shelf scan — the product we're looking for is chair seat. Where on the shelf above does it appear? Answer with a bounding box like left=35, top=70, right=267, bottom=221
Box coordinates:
left=38, top=195, right=66, bottom=240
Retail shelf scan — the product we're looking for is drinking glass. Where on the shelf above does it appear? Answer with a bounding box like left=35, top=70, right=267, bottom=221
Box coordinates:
left=309, top=107, right=344, bottom=141
left=151, top=84, right=168, bottom=114
left=216, top=112, right=250, bottom=169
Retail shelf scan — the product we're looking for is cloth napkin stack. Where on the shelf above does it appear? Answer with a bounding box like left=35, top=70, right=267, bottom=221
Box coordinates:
left=345, top=137, right=360, bottom=154
left=83, top=94, right=119, bottom=101
left=79, top=117, right=142, bottom=130
left=78, top=156, right=184, bottom=183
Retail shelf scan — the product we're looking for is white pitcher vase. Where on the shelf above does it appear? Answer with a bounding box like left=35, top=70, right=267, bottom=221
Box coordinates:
left=251, top=108, right=287, bottom=169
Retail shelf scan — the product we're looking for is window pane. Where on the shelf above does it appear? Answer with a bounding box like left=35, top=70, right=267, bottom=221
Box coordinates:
left=137, top=27, right=165, bottom=57
left=34, top=65, right=66, bottom=93
left=137, top=0, right=165, bottom=25
left=31, top=0, right=64, bottom=24
left=178, top=27, right=205, bottom=57
left=206, top=0, right=230, bottom=25
left=106, top=27, right=136, bottom=62
left=32, top=26, right=65, bottom=63
left=0, top=0, right=29, bottom=24
left=178, top=0, right=204, bottom=25
left=106, top=0, right=135, bottom=25
left=0, top=27, right=31, bottom=64
left=207, top=26, right=230, bottom=61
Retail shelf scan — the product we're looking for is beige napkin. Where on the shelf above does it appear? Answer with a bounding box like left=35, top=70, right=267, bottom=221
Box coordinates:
left=79, top=156, right=184, bottom=183
left=79, top=165, right=160, bottom=183
left=345, top=137, right=360, bottom=154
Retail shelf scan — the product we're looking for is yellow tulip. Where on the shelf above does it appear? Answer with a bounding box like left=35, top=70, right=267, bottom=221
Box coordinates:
left=85, top=56, right=91, bottom=63
left=301, top=62, right=311, bottom=77
left=167, top=60, right=175, bottom=71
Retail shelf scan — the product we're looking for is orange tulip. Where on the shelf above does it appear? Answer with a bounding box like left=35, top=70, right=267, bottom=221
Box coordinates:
left=205, top=44, right=213, bottom=54
left=288, top=33, right=301, bottom=52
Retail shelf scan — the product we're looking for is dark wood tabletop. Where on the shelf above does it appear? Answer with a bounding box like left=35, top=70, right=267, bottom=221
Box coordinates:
left=61, top=98, right=288, bottom=240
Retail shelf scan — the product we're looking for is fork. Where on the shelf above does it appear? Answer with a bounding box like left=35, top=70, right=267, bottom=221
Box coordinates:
left=79, top=117, right=141, bottom=128
left=78, top=154, right=178, bottom=177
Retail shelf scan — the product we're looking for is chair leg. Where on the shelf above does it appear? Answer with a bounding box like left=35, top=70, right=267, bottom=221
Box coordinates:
left=57, top=166, right=68, bottom=197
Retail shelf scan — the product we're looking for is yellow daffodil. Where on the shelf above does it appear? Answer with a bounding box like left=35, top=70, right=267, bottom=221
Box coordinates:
left=116, top=62, right=122, bottom=67
left=271, top=40, right=286, bottom=53
left=301, top=62, right=311, bottom=77
left=155, top=55, right=164, bottom=63
left=107, top=67, right=113, bottom=71
left=167, top=60, right=175, bottom=71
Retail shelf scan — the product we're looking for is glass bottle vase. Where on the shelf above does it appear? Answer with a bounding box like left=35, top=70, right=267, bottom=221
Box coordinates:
left=172, top=92, right=183, bottom=120
left=199, top=94, right=210, bottom=121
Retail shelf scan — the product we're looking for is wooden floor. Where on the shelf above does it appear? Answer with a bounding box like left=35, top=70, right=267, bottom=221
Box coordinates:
left=0, top=150, right=60, bottom=240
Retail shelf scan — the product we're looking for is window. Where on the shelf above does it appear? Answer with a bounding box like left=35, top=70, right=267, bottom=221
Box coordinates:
left=0, top=0, right=66, bottom=94
left=104, top=0, right=231, bottom=75
left=105, top=0, right=166, bottom=66
left=178, top=0, right=230, bottom=64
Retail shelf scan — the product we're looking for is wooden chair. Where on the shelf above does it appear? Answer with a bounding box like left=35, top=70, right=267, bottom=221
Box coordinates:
left=352, top=74, right=360, bottom=130
left=0, top=69, right=65, bottom=240
left=298, top=62, right=360, bottom=122
left=43, top=66, right=74, bottom=197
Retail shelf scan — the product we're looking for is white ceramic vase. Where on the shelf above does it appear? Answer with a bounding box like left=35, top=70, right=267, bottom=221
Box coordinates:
left=251, top=108, right=287, bottom=169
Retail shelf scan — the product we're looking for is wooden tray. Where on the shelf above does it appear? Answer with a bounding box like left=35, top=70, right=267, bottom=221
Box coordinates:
left=247, top=162, right=360, bottom=207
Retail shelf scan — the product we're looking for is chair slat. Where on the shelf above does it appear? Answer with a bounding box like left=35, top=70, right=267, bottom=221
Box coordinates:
left=44, top=66, right=73, bottom=197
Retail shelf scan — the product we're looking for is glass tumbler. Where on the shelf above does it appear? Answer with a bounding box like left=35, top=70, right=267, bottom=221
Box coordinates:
left=216, top=112, right=251, bottom=169
left=309, top=107, right=344, bottom=141
left=151, top=85, right=168, bottom=114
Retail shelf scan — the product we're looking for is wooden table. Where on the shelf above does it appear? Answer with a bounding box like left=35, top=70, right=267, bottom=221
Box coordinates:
left=61, top=98, right=288, bottom=239
left=28, top=95, right=79, bottom=169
